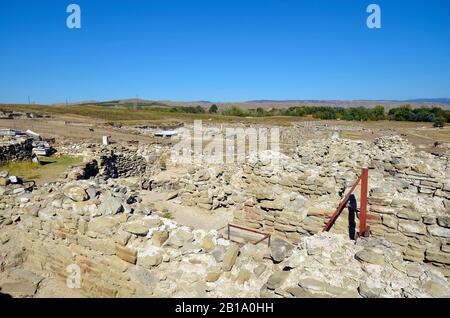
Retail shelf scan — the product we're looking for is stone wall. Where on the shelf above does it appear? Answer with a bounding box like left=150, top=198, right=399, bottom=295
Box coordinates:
left=229, top=136, right=450, bottom=275
left=2, top=176, right=449, bottom=298
left=0, top=138, right=33, bottom=164
left=63, top=143, right=164, bottom=188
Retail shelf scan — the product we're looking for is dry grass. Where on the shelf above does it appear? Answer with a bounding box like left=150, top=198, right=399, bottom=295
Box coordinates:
left=1, top=104, right=448, bottom=152
left=0, top=155, right=83, bottom=183
left=0, top=104, right=312, bottom=126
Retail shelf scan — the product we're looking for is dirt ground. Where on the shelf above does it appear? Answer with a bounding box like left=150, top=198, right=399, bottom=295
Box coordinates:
left=2, top=114, right=449, bottom=151
left=0, top=117, right=165, bottom=145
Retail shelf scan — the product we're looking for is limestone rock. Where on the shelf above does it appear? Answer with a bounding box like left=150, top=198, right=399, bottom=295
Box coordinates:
left=63, top=186, right=89, bottom=202
left=0, top=280, right=38, bottom=297
left=266, top=271, right=289, bottom=290
left=421, top=278, right=450, bottom=298
left=128, top=266, right=159, bottom=286
left=88, top=217, right=119, bottom=236
left=254, top=264, right=267, bottom=278
left=122, top=222, right=150, bottom=236
left=270, top=238, right=293, bottom=263
left=202, top=234, right=216, bottom=252
left=260, top=200, right=284, bottom=211
left=358, top=281, right=381, bottom=298
left=152, top=231, right=169, bottom=246
left=398, top=220, right=426, bottom=235
left=437, top=216, right=450, bottom=228
left=397, top=209, right=422, bottom=221
left=428, top=225, right=450, bottom=238
left=115, top=244, right=137, bottom=264
left=286, top=286, right=320, bottom=298
left=355, top=248, right=385, bottom=265
left=211, top=246, right=226, bottom=262
left=166, top=229, right=194, bottom=248
left=236, top=268, right=251, bottom=284
left=205, top=266, right=221, bottom=282
left=0, top=177, right=10, bottom=186
left=222, top=244, right=240, bottom=271
left=298, top=277, right=330, bottom=293
left=138, top=254, right=163, bottom=268
left=98, top=194, right=123, bottom=215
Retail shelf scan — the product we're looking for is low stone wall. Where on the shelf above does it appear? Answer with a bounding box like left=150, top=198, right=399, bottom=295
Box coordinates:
left=3, top=178, right=449, bottom=298
left=368, top=194, right=450, bottom=269
left=229, top=136, right=450, bottom=275
left=63, top=144, right=164, bottom=187
left=0, top=138, right=33, bottom=164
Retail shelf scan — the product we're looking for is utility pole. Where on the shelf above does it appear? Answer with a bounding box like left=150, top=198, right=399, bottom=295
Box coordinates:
left=28, top=96, right=31, bottom=105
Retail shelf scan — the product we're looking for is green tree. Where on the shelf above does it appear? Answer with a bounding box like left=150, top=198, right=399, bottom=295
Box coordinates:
left=209, top=104, right=218, bottom=114
left=434, top=117, right=445, bottom=128
left=388, top=105, right=412, bottom=121
left=194, top=105, right=205, bottom=113
left=370, top=105, right=386, bottom=120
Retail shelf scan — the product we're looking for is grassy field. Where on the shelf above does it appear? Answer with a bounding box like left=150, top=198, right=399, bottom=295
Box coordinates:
left=0, top=155, right=83, bottom=183
left=1, top=104, right=448, bottom=153
left=0, top=104, right=313, bottom=126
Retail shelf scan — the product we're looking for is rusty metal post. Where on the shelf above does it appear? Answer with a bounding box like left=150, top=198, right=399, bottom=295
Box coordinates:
left=323, top=175, right=361, bottom=232
left=359, top=168, right=369, bottom=237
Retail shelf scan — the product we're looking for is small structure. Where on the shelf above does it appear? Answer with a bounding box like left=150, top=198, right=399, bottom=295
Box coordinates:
left=33, top=147, right=51, bottom=156
left=154, top=130, right=178, bottom=138
left=25, top=129, right=42, bottom=141
left=103, top=135, right=110, bottom=145
left=1, top=128, right=53, bottom=157
left=0, top=128, right=27, bottom=137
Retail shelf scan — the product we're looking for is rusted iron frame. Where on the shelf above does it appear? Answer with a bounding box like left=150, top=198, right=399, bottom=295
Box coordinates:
left=226, top=223, right=271, bottom=247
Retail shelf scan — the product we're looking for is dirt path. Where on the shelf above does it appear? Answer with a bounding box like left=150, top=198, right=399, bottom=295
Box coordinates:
left=140, top=191, right=233, bottom=231
left=0, top=118, right=170, bottom=146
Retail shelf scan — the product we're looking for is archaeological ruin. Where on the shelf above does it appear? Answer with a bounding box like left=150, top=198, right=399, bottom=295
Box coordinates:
left=0, top=122, right=449, bottom=298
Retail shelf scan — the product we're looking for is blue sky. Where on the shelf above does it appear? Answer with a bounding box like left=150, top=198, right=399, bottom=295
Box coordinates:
left=0, top=0, right=449, bottom=104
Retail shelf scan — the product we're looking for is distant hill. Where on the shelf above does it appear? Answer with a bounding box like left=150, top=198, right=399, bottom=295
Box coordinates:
left=45, top=98, right=450, bottom=111
left=404, top=98, right=450, bottom=104
left=246, top=98, right=450, bottom=104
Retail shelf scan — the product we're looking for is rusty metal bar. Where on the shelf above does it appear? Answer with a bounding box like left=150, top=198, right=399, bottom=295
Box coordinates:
left=253, top=234, right=271, bottom=246
left=358, top=168, right=369, bottom=237
left=226, top=223, right=271, bottom=247
left=323, top=174, right=362, bottom=232
left=228, top=223, right=269, bottom=236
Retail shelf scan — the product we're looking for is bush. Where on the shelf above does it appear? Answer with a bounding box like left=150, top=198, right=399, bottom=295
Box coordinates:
left=388, top=105, right=412, bottom=121
left=220, top=106, right=247, bottom=117
left=434, top=117, right=446, bottom=128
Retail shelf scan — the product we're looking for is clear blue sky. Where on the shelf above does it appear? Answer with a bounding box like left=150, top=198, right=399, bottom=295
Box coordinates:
left=1, top=0, right=449, bottom=104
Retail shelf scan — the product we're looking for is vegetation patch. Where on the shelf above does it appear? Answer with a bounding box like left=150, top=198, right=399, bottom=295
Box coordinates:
left=0, top=155, right=83, bottom=183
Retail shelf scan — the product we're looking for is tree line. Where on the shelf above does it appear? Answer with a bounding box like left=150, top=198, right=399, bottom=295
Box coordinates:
left=166, top=104, right=449, bottom=127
